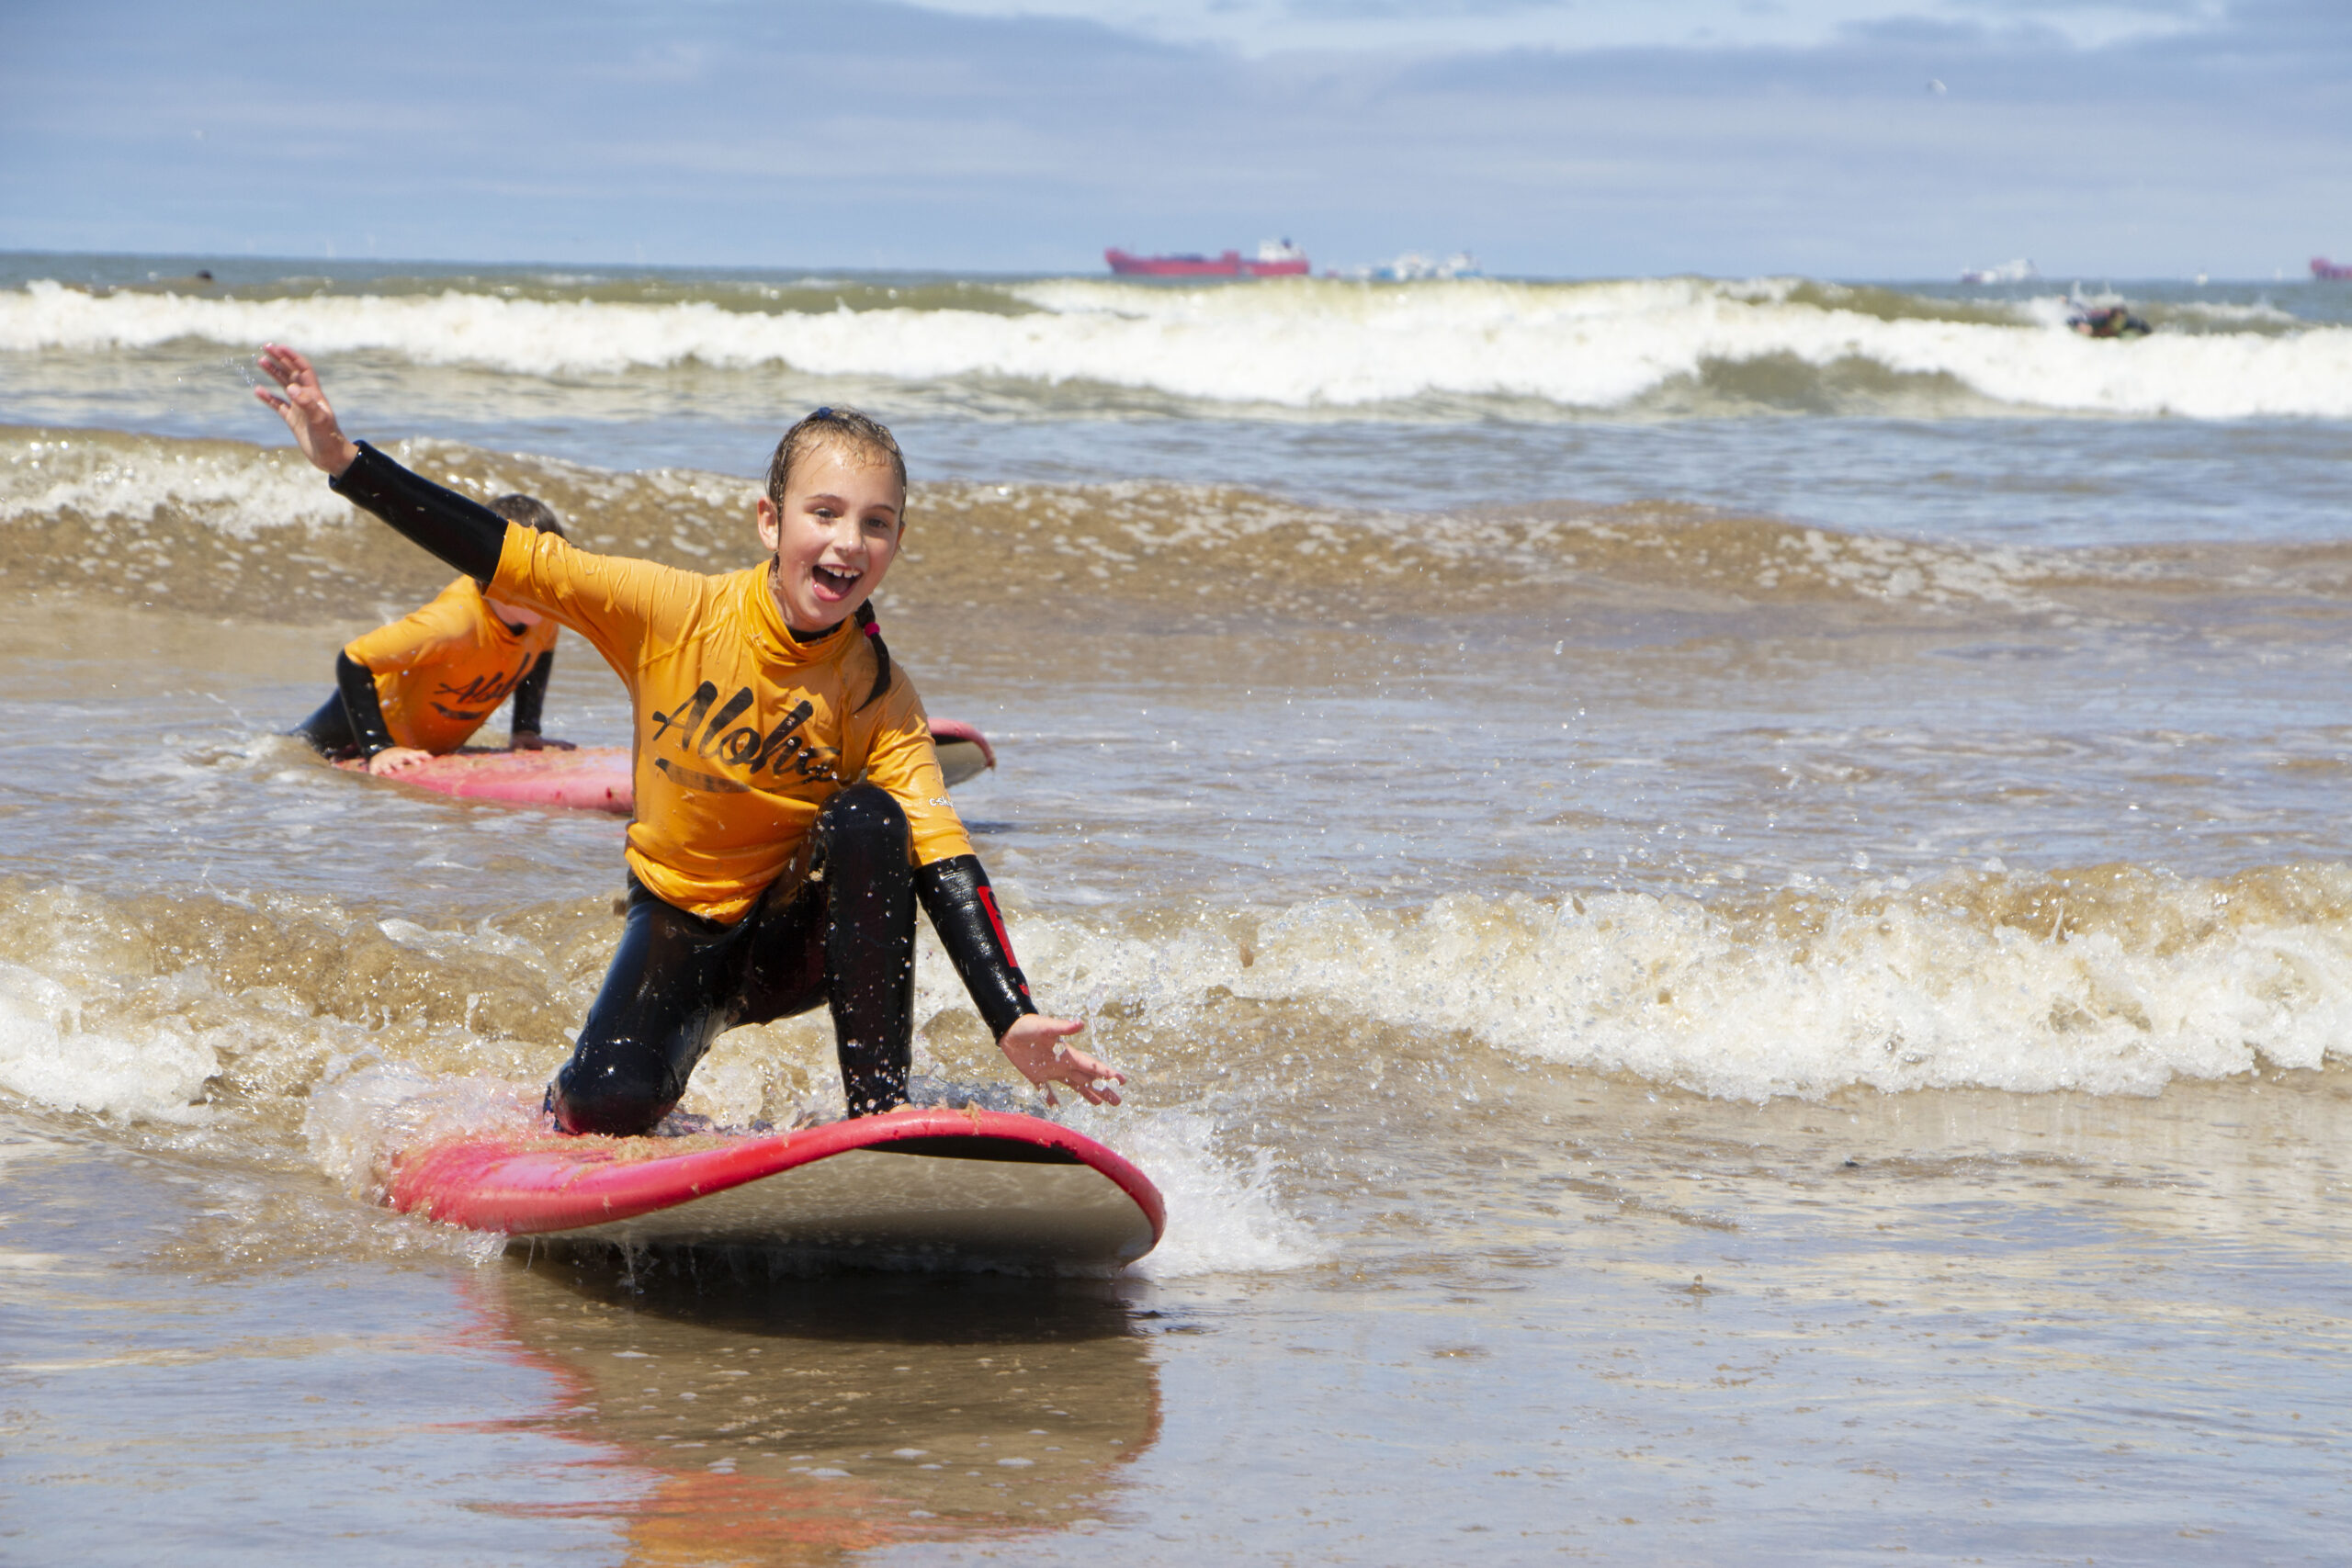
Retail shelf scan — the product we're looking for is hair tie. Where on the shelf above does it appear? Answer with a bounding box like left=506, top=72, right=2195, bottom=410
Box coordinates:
left=812, top=406, right=834, bottom=419
left=862, top=619, right=880, bottom=637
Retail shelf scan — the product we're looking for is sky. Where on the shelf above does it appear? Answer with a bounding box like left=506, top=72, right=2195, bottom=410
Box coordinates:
left=1, top=0, right=2346, bottom=278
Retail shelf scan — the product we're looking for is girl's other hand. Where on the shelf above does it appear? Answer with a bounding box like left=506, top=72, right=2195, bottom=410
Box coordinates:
left=253, top=344, right=359, bottom=477
left=998, top=1015, right=1125, bottom=1107
left=366, top=746, right=435, bottom=777
left=511, top=733, right=576, bottom=751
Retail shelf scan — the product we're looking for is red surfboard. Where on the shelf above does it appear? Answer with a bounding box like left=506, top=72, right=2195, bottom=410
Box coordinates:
left=386, top=1105, right=1163, bottom=1270
left=347, top=719, right=997, bottom=814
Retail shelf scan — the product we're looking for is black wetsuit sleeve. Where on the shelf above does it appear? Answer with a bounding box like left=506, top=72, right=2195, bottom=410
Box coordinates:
left=328, top=441, right=510, bottom=586
left=334, top=650, right=397, bottom=758
left=915, top=855, right=1036, bottom=1041
left=509, top=651, right=553, bottom=737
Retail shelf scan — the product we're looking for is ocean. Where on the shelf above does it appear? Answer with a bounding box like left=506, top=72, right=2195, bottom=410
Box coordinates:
left=3, top=253, right=2348, bottom=1563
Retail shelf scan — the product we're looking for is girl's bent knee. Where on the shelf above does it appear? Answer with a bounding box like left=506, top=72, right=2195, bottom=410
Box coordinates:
left=820, top=782, right=909, bottom=849
left=549, top=1061, right=674, bottom=1137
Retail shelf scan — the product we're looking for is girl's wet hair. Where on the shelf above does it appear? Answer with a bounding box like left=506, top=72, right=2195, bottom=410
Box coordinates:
left=767, top=406, right=908, bottom=502
left=489, top=492, right=567, bottom=540
left=766, top=407, right=905, bottom=711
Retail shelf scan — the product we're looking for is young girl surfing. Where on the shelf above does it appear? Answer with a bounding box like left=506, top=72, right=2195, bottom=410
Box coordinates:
left=254, top=344, right=1123, bottom=1135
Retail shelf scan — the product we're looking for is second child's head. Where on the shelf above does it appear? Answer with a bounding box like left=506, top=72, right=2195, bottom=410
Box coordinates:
left=485, top=493, right=564, bottom=627
left=490, top=493, right=568, bottom=540
left=755, top=408, right=907, bottom=636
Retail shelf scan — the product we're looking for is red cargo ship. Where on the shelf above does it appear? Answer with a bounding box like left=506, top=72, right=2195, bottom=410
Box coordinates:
left=2313, top=257, right=2352, bottom=280
left=1107, top=239, right=1309, bottom=277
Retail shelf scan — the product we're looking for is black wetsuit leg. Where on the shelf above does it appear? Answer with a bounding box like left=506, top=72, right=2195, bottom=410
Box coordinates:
left=548, top=783, right=916, bottom=1135
left=743, top=783, right=918, bottom=1116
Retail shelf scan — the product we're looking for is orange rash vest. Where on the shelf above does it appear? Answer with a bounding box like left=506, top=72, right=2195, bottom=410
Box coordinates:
left=343, top=576, right=560, bottom=755
left=490, top=528, right=973, bottom=925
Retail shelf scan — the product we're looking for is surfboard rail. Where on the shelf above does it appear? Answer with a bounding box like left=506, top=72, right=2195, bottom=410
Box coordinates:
left=925, top=717, right=997, bottom=775
left=344, top=718, right=995, bottom=812
left=385, top=1105, right=1165, bottom=1265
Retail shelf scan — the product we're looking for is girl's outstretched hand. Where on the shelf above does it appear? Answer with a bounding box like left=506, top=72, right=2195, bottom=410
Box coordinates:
left=253, top=344, right=359, bottom=477
left=998, top=1015, right=1125, bottom=1108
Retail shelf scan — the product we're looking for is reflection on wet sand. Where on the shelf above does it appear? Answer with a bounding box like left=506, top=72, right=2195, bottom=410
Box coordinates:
left=461, top=1249, right=1162, bottom=1564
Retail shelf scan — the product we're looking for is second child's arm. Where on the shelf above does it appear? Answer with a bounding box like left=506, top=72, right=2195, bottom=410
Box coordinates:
left=508, top=651, right=573, bottom=749
left=254, top=344, right=508, bottom=583
left=334, top=650, right=396, bottom=757
left=333, top=651, right=431, bottom=775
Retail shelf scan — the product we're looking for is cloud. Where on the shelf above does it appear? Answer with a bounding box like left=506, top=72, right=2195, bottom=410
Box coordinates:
left=1, top=0, right=2346, bottom=276
left=897, top=0, right=2241, bottom=51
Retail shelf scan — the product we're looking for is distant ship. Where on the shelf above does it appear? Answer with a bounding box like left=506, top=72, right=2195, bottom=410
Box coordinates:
left=2312, top=257, right=2352, bottom=280
left=1960, top=258, right=2039, bottom=285
left=1329, top=251, right=1482, bottom=282
left=1105, top=239, right=1309, bottom=277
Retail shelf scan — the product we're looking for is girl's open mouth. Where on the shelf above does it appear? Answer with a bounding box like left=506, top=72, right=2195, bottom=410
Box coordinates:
left=812, top=562, right=861, bottom=598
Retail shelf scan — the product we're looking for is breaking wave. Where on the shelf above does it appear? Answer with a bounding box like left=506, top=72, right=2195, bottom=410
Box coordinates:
left=5, top=863, right=2347, bottom=1131
left=0, top=878, right=1323, bottom=1275
left=6, top=273, right=2352, bottom=419
left=11, top=427, right=2350, bottom=628
left=4, top=859, right=2347, bottom=1266
left=1003, top=862, right=2352, bottom=1101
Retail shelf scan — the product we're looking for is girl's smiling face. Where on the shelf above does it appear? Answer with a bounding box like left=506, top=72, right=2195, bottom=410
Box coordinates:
left=755, top=442, right=905, bottom=634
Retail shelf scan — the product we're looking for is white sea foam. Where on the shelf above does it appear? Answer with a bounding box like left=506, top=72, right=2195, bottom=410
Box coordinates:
left=7, top=275, right=2351, bottom=419
left=908, top=932, right=1324, bottom=1275
left=0, top=960, right=217, bottom=1122
left=0, top=430, right=356, bottom=536
left=1001, top=869, right=2352, bottom=1101
left=301, top=1058, right=541, bottom=1201
left=896, top=1064, right=1318, bottom=1276
left=1061, top=1105, right=1324, bottom=1279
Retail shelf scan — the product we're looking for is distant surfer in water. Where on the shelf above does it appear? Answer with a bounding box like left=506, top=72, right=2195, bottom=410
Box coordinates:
left=254, top=344, right=1122, bottom=1134
left=292, top=492, right=576, bottom=774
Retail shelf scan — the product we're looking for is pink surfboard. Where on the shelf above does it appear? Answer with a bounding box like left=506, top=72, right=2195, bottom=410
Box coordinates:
left=927, top=717, right=997, bottom=784
left=348, top=719, right=997, bottom=814
left=386, top=1105, right=1164, bottom=1269
left=368, top=745, right=635, bottom=811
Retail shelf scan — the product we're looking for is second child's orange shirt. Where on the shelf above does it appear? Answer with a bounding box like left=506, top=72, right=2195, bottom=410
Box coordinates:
left=344, top=576, right=560, bottom=755
left=490, top=529, right=972, bottom=924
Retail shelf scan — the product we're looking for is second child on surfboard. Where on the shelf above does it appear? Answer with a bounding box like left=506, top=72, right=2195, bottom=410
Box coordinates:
left=292, top=492, right=578, bottom=775
left=254, top=344, right=1123, bottom=1135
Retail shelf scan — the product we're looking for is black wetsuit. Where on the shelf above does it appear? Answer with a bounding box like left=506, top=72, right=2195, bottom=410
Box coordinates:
left=561, top=784, right=915, bottom=1128
left=326, top=444, right=1037, bottom=1135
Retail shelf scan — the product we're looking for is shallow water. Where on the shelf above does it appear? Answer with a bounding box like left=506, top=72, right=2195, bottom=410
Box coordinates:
left=4, top=257, right=2351, bottom=1563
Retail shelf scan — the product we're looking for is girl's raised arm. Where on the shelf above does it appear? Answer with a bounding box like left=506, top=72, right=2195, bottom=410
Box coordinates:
left=253, top=344, right=359, bottom=477
left=253, top=344, right=509, bottom=585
